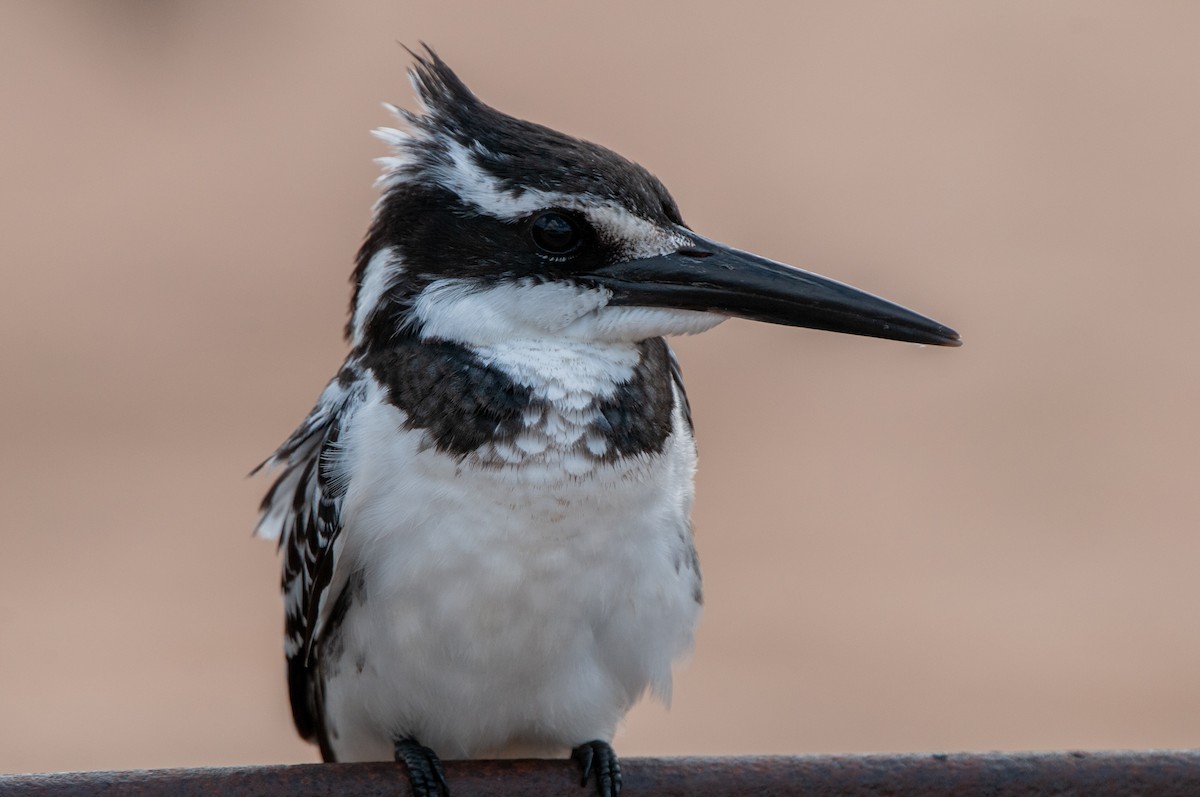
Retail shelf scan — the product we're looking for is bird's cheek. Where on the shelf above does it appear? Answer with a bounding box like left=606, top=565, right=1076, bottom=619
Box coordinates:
left=565, top=307, right=727, bottom=342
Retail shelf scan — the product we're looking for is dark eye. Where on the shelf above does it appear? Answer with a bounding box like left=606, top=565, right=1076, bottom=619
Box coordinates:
left=529, top=210, right=585, bottom=256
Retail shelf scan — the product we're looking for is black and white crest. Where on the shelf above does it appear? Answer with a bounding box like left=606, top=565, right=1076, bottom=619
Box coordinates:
left=376, top=47, right=683, bottom=220
left=344, top=47, right=719, bottom=357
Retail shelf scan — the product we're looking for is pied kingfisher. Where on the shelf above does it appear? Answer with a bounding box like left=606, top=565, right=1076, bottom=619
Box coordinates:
left=255, top=46, right=959, bottom=797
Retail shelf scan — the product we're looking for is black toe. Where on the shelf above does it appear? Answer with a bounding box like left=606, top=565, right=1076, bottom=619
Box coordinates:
left=393, top=737, right=449, bottom=797
left=571, top=740, right=622, bottom=797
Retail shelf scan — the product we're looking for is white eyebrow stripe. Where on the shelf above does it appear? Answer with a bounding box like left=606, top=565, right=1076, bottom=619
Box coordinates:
left=429, top=139, right=559, bottom=218
left=583, top=204, right=690, bottom=259
left=425, top=139, right=689, bottom=259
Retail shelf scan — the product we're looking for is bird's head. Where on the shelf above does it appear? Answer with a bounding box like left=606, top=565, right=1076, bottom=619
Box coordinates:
left=348, top=47, right=960, bottom=353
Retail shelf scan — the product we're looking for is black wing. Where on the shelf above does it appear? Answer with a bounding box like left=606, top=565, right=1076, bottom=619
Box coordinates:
left=255, top=373, right=362, bottom=743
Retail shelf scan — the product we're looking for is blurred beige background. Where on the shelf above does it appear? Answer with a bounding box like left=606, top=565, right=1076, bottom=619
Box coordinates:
left=2, top=0, right=1198, bottom=775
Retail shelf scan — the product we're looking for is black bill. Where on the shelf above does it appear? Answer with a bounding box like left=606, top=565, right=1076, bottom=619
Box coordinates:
left=588, top=231, right=961, bottom=347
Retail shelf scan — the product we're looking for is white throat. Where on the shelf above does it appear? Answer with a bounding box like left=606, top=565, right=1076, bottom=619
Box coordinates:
left=410, top=277, right=725, bottom=347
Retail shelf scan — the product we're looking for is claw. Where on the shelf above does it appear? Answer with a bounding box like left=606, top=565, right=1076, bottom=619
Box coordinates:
left=393, top=737, right=449, bottom=797
left=571, top=740, right=622, bottom=797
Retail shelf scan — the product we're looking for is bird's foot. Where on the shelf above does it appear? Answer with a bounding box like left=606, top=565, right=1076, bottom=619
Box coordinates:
left=571, top=740, right=622, bottom=797
left=393, top=737, right=449, bottom=797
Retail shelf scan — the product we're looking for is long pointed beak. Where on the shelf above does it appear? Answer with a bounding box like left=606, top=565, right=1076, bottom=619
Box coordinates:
left=587, top=232, right=961, bottom=347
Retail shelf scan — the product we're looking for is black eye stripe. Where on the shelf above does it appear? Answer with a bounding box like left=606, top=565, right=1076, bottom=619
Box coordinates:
left=529, top=210, right=587, bottom=256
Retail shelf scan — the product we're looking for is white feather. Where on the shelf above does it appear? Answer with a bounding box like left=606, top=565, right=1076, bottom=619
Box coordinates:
left=350, top=247, right=404, bottom=346
left=411, top=276, right=725, bottom=347
left=319, top=360, right=701, bottom=760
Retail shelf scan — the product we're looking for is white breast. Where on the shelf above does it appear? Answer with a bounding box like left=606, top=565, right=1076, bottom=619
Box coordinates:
left=318, top=341, right=702, bottom=761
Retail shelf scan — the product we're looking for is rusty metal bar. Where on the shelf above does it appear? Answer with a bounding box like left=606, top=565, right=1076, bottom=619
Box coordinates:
left=3, top=751, right=1200, bottom=796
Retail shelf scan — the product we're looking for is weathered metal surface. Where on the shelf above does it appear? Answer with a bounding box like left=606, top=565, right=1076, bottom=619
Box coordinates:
left=3, top=751, right=1200, bottom=796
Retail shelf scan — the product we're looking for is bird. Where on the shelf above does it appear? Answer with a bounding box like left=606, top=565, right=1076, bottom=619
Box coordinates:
left=255, top=46, right=959, bottom=797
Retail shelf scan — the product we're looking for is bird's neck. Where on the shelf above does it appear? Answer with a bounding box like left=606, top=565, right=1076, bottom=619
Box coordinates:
left=468, top=338, right=645, bottom=402
left=357, top=335, right=677, bottom=468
